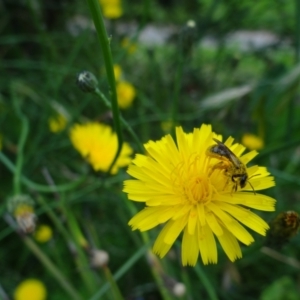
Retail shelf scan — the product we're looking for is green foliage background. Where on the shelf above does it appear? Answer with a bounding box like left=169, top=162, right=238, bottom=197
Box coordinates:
left=1, top=0, right=300, bottom=299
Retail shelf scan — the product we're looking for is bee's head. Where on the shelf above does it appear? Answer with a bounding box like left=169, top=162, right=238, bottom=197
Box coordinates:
left=239, top=174, right=248, bottom=188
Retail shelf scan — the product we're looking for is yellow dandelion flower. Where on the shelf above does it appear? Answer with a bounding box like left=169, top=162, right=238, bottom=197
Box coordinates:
left=113, top=64, right=123, bottom=81
left=242, top=133, right=264, bottom=150
left=123, top=124, right=276, bottom=266
left=14, top=279, right=47, bottom=300
left=121, top=38, right=137, bottom=54
left=70, top=122, right=133, bottom=174
left=117, top=81, right=136, bottom=109
left=101, top=3, right=123, bottom=19
left=34, top=225, right=53, bottom=243
left=48, top=114, right=67, bottom=133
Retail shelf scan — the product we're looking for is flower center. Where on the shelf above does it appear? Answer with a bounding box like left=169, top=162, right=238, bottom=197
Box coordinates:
left=171, top=154, right=214, bottom=205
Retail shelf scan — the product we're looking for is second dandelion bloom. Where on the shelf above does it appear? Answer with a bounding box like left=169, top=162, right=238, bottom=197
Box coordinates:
left=70, top=122, right=133, bottom=174
left=99, top=0, right=123, bottom=19
left=123, top=124, right=276, bottom=266
left=117, top=81, right=136, bottom=109
left=242, top=133, right=264, bottom=150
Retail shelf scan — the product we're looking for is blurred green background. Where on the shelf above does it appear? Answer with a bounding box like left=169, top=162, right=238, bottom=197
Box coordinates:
left=1, top=0, right=300, bottom=299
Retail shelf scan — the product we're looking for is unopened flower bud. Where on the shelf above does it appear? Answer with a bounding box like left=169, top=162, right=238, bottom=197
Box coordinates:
left=90, top=249, right=109, bottom=268
left=77, top=71, right=98, bottom=93
left=7, top=194, right=37, bottom=234
left=266, top=211, right=300, bottom=249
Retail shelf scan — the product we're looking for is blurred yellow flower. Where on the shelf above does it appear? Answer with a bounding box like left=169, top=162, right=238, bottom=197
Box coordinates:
left=34, top=225, right=53, bottom=243
left=121, top=38, right=137, bottom=54
left=242, top=133, right=264, bottom=150
left=117, top=81, right=136, bottom=109
left=48, top=114, right=67, bottom=133
left=161, top=120, right=175, bottom=133
left=99, top=0, right=123, bottom=19
left=70, top=122, right=133, bottom=174
left=103, top=5, right=123, bottom=19
left=14, top=279, right=47, bottom=300
left=113, top=64, right=122, bottom=81
left=124, top=124, right=276, bottom=266
left=100, top=0, right=120, bottom=4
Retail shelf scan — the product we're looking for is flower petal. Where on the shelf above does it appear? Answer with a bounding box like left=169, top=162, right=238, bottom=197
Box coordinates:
left=198, top=223, right=218, bottom=265
left=240, top=150, right=259, bottom=164
left=197, top=203, right=206, bottom=226
left=218, top=193, right=276, bottom=211
left=182, top=226, right=199, bottom=266
left=164, top=217, right=188, bottom=245
left=128, top=207, right=161, bottom=230
left=153, top=224, right=173, bottom=258
left=222, top=218, right=254, bottom=245
left=187, top=207, right=198, bottom=235
left=217, top=202, right=269, bottom=235
left=217, top=227, right=242, bottom=262
left=205, top=210, right=223, bottom=236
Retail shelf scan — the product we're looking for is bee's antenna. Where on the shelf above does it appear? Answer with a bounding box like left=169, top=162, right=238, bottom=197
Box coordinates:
left=248, top=173, right=260, bottom=180
left=248, top=173, right=261, bottom=195
left=248, top=180, right=256, bottom=195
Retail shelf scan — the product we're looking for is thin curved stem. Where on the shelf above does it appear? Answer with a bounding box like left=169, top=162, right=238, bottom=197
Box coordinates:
left=86, top=0, right=123, bottom=174
left=0, top=151, right=86, bottom=192
left=11, top=86, right=30, bottom=195
left=95, top=88, right=144, bottom=153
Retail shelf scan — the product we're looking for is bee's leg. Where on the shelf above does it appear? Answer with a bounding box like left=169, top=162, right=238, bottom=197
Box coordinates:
left=231, top=175, right=241, bottom=194
left=222, top=176, right=230, bottom=191
left=231, top=182, right=238, bottom=194
left=208, top=161, right=226, bottom=177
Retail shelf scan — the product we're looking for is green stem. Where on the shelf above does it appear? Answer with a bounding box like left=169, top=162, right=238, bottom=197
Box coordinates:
left=194, top=264, right=218, bottom=300
left=295, top=0, right=300, bottom=62
left=102, top=266, right=124, bottom=300
left=11, top=87, right=29, bottom=195
left=25, top=0, right=57, bottom=62
left=0, top=151, right=86, bottom=192
left=286, top=0, right=300, bottom=136
left=146, top=251, right=173, bottom=300
left=63, top=205, right=97, bottom=294
left=86, top=0, right=123, bottom=174
left=36, top=196, right=73, bottom=244
left=89, top=244, right=149, bottom=300
left=180, top=268, right=193, bottom=300
left=171, top=36, right=185, bottom=134
left=257, top=136, right=300, bottom=160
left=22, top=237, right=83, bottom=300
left=95, top=88, right=144, bottom=153
left=123, top=199, right=172, bottom=300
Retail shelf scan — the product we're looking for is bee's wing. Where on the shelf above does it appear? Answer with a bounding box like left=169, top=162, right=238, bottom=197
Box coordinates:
left=227, top=152, right=242, bottom=168
left=213, top=138, right=242, bottom=168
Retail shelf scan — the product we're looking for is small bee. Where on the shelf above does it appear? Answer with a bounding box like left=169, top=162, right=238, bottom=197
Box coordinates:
left=206, top=138, right=255, bottom=193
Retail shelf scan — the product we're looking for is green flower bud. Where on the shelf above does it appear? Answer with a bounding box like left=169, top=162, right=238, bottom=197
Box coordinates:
left=77, top=71, right=99, bottom=93
left=265, top=211, right=300, bottom=249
